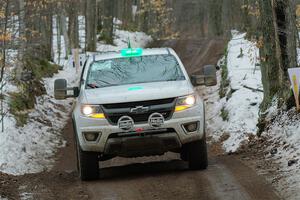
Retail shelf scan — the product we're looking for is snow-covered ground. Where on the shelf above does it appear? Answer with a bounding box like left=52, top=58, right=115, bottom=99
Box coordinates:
left=262, top=108, right=300, bottom=199
left=0, top=17, right=152, bottom=175
left=205, top=31, right=263, bottom=152
left=204, top=30, right=300, bottom=199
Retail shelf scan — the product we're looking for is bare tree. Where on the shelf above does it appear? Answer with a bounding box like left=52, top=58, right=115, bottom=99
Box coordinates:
left=86, top=0, right=97, bottom=51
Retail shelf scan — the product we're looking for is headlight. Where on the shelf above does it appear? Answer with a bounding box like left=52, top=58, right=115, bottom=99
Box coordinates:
left=81, top=105, right=105, bottom=119
left=175, top=95, right=196, bottom=112
left=82, top=106, right=93, bottom=115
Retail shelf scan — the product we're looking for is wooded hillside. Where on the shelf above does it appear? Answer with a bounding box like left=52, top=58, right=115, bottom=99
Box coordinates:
left=0, top=0, right=300, bottom=127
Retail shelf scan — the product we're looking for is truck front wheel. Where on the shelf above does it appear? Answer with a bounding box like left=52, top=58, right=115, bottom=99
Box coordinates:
left=76, top=143, right=99, bottom=181
left=186, top=138, right=208, bottom=170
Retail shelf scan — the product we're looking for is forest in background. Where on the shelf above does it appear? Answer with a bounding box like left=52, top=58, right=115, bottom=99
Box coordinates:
left=0, top=0, right=300, bottom=131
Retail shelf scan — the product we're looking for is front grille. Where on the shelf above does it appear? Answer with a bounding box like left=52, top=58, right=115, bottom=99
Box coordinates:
left=102, top=98, right=176, bottom=125
left=102, top=98, right=175, bottom=109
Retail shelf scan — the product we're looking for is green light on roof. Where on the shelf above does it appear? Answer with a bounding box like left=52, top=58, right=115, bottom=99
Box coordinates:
left=128, top=86, right=144, bottom=91
left=121, top=48, right=143, bottom=57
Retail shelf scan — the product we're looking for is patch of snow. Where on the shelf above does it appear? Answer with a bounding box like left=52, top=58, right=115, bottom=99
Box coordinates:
left=0, top=60, right=77, bottom=175
left=113, top=18, right=123, bottom=26
left=249, top=34, right=300, bottom=200
left=20, top=192, right=33, bottom=200
left=207, top=31, right=300, bottom=199
left=205, top=31, right=263, bottom=153
left=97, top=29, right=152, bottom=52
left=19, top=185, right=33, bottom=200
left=262, top=109, right=300, bottom=200
left=0, top=16, right=85, bottom=175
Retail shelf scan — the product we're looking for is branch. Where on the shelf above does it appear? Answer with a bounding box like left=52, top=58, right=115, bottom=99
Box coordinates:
left=242, top=85, right=264, bottom=92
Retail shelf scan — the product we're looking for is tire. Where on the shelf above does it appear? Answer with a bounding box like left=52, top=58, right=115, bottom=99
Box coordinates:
left=76, top=142, right=99, bottom=181
left=187, top=138, right=208, bottom=170
left=180, top=145, right=188, bottom=161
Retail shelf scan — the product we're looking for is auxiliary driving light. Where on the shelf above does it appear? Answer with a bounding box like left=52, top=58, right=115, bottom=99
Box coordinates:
left=83, top=132, right=100, bottom=142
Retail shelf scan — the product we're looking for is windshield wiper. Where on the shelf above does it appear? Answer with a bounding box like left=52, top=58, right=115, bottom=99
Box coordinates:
left=166, top=78, right=180, bottom=81
left=99, top=84, right=120, bottom=88
left=86, top=80, right=112, bottom=89
left=87, top=83, right=99, bottom=89
left=87, top=83, right=121, bottom=89
left=166, top=76, right=185, bottom=81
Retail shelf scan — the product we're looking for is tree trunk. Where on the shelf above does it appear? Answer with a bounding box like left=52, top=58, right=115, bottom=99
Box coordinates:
left=258, top=0, right=298, bottom=109
left=18, top=0, right=25, bottom=59
left=101, top=0, right=114, bottom=44
left=259, top=0, right=283, bottom=111
left=208, top=0, right=223, bottom=36
left=86, top=0, right=97, bottom=51
left=68, top=5, right=79, bottom=50
left=56, top=15, right=62, bottom=64
left=60, top=14, right=70, bottom=57
left=40, top=12, right=53, bottom=61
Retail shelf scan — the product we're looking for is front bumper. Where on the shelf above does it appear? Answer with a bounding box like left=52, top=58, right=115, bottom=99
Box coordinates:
left=105, top=132, right=181, bottom=157
left=73, top=103, right=205, bottom=153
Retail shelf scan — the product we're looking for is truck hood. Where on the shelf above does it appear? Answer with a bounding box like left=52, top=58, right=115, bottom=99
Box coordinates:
left=83, top=81, right=192, bottom=104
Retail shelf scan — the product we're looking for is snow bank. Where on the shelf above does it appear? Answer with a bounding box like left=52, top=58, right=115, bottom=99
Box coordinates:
left=206, top=31, right=263, bottom=152
left=0, top=59, right=77, bottom=175
left=261, top=90, right=300, bottom=199
left=205, top=31, right=300, bottom=199
left=0, top=17, right=152, bottom=175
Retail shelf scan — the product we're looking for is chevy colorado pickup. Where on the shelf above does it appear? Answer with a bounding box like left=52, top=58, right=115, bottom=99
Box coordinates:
left=54, top=48, right=217, bottom=180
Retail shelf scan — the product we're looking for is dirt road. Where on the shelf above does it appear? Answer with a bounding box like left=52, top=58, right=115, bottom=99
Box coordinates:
left=0, top=39, right=281, bottom=200
left=14, top=120, right=279, bottom=200
left=149, top=38, right=225, bottom=74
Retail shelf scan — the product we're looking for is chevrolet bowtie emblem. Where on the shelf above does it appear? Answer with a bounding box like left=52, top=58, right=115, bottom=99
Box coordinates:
left=130, top=106, right=149, bottom=114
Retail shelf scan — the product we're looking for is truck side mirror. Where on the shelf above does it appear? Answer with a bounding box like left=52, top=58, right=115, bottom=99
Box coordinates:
left=190, top=65, right=217, bottom=87
left=190, top=75, right=205, bottom=86
left=54, top=79, right=79, bottom=100
left=203, top=65, right=217, bottom=86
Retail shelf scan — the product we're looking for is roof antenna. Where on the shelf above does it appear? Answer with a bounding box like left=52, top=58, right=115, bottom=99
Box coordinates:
left=128, top=37, right=132, bottom=49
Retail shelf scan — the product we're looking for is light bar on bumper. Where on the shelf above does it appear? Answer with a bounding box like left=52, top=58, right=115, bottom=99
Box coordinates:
left=81, top=105, right=105, bottom=119
left=175, top=95, right=196, bottom=112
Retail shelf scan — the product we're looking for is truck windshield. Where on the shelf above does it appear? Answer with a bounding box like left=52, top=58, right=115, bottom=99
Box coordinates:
left=86, top=54, right=186, bottom=88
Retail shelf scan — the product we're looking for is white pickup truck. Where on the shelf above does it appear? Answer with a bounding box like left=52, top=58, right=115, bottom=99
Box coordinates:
left=54, top=48, right=217, bottom=180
